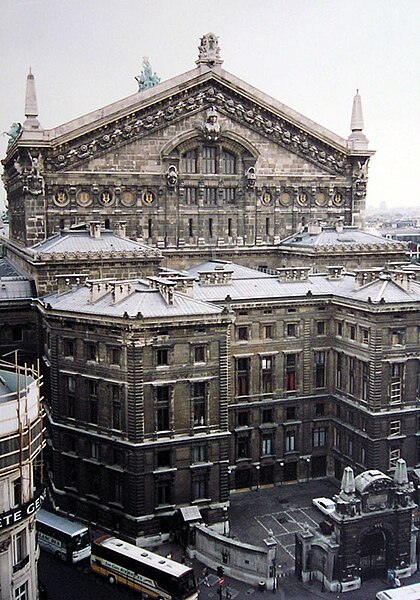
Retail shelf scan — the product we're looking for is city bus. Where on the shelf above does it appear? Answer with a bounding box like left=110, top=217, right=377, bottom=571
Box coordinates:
left=91, top=535, right=198, bottom=600
left=36, top=509, right=91, bottom=563
left=376, top=582, right=420, bottom=599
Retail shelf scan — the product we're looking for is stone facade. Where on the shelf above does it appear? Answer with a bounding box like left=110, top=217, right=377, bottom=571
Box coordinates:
left=1, top=34, right=374, bottom=267
left=38, top=276, right=232, bottom=543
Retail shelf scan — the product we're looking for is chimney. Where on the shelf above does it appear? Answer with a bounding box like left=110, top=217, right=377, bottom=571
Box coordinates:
left=55, top=273, right=87, bottom=293
left=307, top=220, right=322, bottom=235
left=88, top=278, right=114, bottom=302
left=389, top=269, right=415, bottom=292
left=198, top=268, right=233, bottom=286
left=89, top=221, right=101, bottom=238
left=114, top=221, right=127, bottom=237
left=277, top=267, right=311, bottom=282
left=326, top=265, right=345, bottom=280
left=354, top=268, right=382, bottom=288
left=335, top=220, right=344, bottom=233
left=111, top=280, right=135, bottom=304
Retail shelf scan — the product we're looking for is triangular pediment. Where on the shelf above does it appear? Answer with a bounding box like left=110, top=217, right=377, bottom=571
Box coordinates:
left=40, top=66, right=360, bottom=176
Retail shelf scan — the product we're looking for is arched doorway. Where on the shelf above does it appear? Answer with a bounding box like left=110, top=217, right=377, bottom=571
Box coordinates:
left=359, top=528, right=390, bottom=580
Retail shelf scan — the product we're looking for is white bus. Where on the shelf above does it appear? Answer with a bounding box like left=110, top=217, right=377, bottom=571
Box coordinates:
left=91, top=535, right=198, bottom=600
left=376, top=582, right=420, bottom=599
left=36, top=509, right=91, bottom=563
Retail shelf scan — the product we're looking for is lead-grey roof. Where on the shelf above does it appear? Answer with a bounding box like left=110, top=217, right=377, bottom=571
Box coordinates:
left=42, top=279, right=223, bottom=319
left=187, top=260, right=271, bottom=279
left=186, top=261, right=420, bottom=306
left=280, top=226, right=405, bottom=249
left=29, top=230, right=161, bottom=258
left=0, top=258, right=21, bottom=278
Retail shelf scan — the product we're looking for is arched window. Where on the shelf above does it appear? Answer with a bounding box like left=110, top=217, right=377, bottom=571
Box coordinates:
left=202, top=146, right=217, bottom=174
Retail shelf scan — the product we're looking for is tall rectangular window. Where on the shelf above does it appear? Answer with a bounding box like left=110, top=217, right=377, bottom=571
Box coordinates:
left=13, top=479, right=21, bottom=507
left=194, top=345, right=206, bottom=363
left=313, top=427, right=326, bottom=447
left=156, top=386, right=170, bottom=431
left=192, top=445, right=206, bottom=463
left=192, top=382, right=206, bottom=426
left=228, top=218, right=232, bottom=237
left=189, top=218, right=193, bottom=237
left=182, top=149, right=197, bottom=173
left=202, top=146, right=217, bottom=174
left=148, top=218, right=153, bottom=239
left=236, top=357, right=249, bottom=396
left=389, top=447, right=400, bottom=469
left=63, top=338, right=74, bottom=357
left=203, top=187, right=217, bottom=205
left=223, top=188, right=236, bottom=203
left=314, top=351, right=326, bottom=388
left=66, top=375, right=75, bottom=418
left=285, top=354, right=297, bottom=391
left=261, top=356, right=273, bottom=393
left=156, top=479, right=171, bottom=505
left=14, top=583, right=28, bottom=600
left=156, top=348, right=169, bottom=366
left=192, top=474, right=207, bottom=500
left=285, top=430, right=296, bottom=452
left=237, top=436, right=249, bottom=459
left=349, top=357, right=355, bottom=395
left=391, top=329, right=405, bottom=346
left=185, top=187, right=197, bottom=205
left=361, top=361, right=369, bottom=401
left=86, top=342, right=97, bottom=362
left=389, top=363, right=403, bottom=403
left=261, top=436, right=273, bottom=456
left=13, top=531, right=25, bottom=565
left=208, top=218, right=213, bottom=238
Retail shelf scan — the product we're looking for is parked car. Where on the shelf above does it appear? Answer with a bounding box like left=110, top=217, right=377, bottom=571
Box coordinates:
left=312, top=497, right=336, bottom=515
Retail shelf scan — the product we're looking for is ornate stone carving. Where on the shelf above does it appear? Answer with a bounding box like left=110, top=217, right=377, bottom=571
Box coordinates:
left=3, top=122, right=22, bottom=147
left=196, top=33, right=223, bottom=67
left=166, top=165, right=178, bottom=190
left=48, top=83, right=353, bottom=176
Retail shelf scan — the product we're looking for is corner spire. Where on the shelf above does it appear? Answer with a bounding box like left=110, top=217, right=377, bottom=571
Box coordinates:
left=23, top=68, right=42, bottom=130
left=348, top=89, right=367, bottom=150
left=196, top=33, right=223, bottom=68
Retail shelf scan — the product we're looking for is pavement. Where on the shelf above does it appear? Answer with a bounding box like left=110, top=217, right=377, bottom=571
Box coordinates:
left=155, top=478, right=420, bottom=599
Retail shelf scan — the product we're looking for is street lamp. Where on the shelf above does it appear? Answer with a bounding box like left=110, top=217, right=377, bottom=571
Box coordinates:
left=321, top=556, right=326, bottom=592
left=223, top=505, right=228, bottom=536
left=256, top=465, right=260, bottom=491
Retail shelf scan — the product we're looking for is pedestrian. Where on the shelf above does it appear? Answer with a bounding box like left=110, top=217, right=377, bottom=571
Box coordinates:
left=226, top=585, right=232, bottom=599
left=181, top=554, right=186, bottom=564
left=203, top=567, right=210, bottom=587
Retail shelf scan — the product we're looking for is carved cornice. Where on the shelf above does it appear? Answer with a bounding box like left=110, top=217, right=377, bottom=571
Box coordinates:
left=44, top=82, right=357, bottom=176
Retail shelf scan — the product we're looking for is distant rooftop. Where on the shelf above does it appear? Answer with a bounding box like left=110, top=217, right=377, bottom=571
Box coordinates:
left=280, top=224, right=406, bottom=249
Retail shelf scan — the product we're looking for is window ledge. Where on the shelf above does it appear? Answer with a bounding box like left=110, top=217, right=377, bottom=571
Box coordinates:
left=190, top=462, right=213, bottom=469
left=153, top=467, right=177, bottom=474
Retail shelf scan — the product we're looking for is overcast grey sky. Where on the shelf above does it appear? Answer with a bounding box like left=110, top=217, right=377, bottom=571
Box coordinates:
left=1, top=0, right=419, bottom=212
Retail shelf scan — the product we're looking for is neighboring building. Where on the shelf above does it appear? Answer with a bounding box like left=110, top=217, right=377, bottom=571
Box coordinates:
left=38, top=274, right=232, bottom=544
left=0, top=259, right=38, bottom=366
left=296, top=462, right=417, bottom=591
left=184, top=260, right=420, bottom=487
left=1, top=34, right=374, bottom=272
left=0, top=361, right=45, bottom=600
left=30, top=258, right=420, bottom=544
